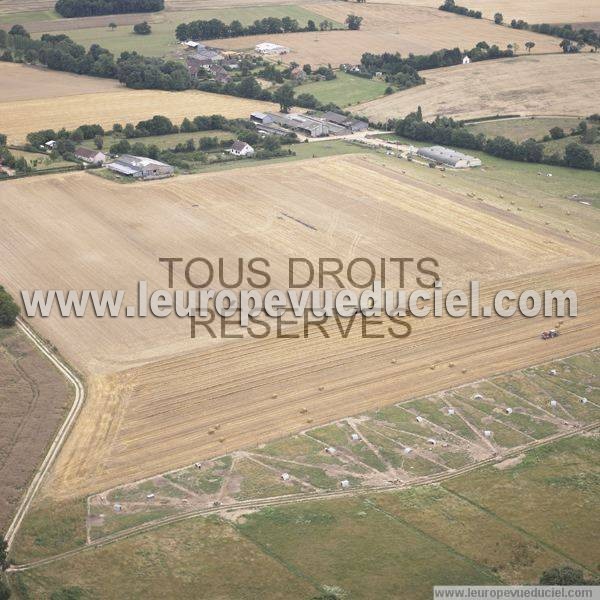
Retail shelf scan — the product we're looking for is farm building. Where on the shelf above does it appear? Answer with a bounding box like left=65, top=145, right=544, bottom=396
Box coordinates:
left=462, top=56, right=471, bottom=64
left=416, top=146, right=482, bottom=168
left=270, top=112, right=328, bottom=137
left=323, top=111, right=369, bottom=133
left=107, top=155, right=174, bottom=180
left=256, top=123, right=290, bottom=137
left=255, top=42, right=289, bottom=55
left=75, top=147, right=106, bottom=165
left=230, top=140, right=255, bottom=157
left=250, top=112, right=274, bottom=125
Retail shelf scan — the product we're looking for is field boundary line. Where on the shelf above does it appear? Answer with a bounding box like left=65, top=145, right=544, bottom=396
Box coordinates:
left=4, top=318, right=85, bottom=550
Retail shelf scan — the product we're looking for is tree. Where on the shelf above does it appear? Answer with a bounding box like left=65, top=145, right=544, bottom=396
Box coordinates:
left=0, top=134, right=6, bottom=146
left=564, top=142, right=595, bottom=169
left=109, top=22, right=117, bottom=30
left=0, top=287, right=20, bottom=327
left=94, top=135, right=104, bottom=149
left=133, top=21, right=152, bottom=35
left=0, top=534, right=8, bottom=569
left=8, top=24, right=29, bottom=38
left=560, top=39, right=573, bottom=53
left=549, top=126, right=565, bottom=139
left=0, top=579, right=11, bottom=600
left=525, top=41, right=535, bottom=53
left=540, top=566, right=598, bottom=586
left=345, top=14, right=363, bottom=30
left=493, top=12, right=503, bottom=25
left=273, top=83, right=294, bottom=112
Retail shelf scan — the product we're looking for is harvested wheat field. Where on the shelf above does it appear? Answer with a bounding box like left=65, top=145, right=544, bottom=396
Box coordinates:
left=211, top=4, right=557, bottom=67
left=373, top=0, right=600, bottom=24
left=356, top=54, right=600, bottom=122
left=0, top=62, right=121, bottom=103
left=0, top=85, right=275, bottom=143
left=0, top=327, right=71, bottom=529
left=1, top=155, right=598, bottom=496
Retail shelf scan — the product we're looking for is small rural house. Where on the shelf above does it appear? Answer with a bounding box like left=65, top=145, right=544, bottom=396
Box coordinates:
left=417, top=146, right=482, bottom=168
left=44, top=140, right=57, bottom=150
left=462, top=56, right=471, bottom=64
left=229, top=140, right=255, bottom=157
left=290, top=66, right=307, bottom=81
left=107, top=155, right=174, bottom=180
left=255, top=42, right=289, bottom=55
left=340, top=480, right=350, bottom=489
left=75, top=147, right=106, bottom=165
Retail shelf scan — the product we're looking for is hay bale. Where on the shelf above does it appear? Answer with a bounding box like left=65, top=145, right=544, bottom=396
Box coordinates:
left=461, top=368, right=467, bottom=374
left=449, top=362, right=455, bottom=368
left=272, top=393, right=278, bottom=399
left=319, top=385, right=325, bottom=391
left=300, top=407, right=308, bottom=414
left=391, top=359, right=397, bottom=364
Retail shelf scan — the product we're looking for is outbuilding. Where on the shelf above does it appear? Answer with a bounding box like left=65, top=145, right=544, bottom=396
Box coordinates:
left=255, top=42, right=289, bottom=54
left=417, top=145, right=482, bottom=168
left=107, top=154, right=174, bottom=180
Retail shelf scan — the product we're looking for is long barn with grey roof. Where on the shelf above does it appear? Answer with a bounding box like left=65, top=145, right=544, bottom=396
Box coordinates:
left=416, top=146, right=482, bottom=168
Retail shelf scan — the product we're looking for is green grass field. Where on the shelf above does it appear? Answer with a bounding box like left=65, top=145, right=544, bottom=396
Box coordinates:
left=9, top=148, right=75, bottom=171
left=466, top=117, right=584, bottom=143
left=11, top=433, right=599, bottom=599
left=37, top=6, right=337, bottom=58
left=0, top=10, right=59, bottom=24
left=542, top=136, right=600, bottom=163
left=297, top=72, right=390, bottom=108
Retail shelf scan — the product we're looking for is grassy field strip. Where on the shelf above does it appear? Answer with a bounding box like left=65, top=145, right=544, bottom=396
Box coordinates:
left=441, top=488, right=595, bottom=573
left=364, top=499, right=504, bottom=583
left=9, top=421, right=599, bottom=572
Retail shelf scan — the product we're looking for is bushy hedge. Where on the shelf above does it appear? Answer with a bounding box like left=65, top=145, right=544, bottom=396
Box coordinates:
left=0, top=286, right=20, bottom=327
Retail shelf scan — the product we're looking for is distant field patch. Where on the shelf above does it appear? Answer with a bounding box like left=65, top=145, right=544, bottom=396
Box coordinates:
left=466, top=117, right=584, bottom=143
left=212, top=4, right=557, bottom=66
left=0, top=86, right=274, bottom=143
left=21, top=5, right=334, bottom=57
left=355, top=54, right=600, bottom=122
left=297, top=71, right=389, bottom=107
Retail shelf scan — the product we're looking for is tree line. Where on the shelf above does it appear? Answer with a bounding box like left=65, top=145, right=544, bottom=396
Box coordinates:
left=0, top=28, right=191, bottom=91
left=360, top=42, right=513, bottom=89
left=55, top=0, right=163, bottom=18
left=175, top=16, right=322, bottom=42
left=439, top=0, right=482, bottom=19
left=378, top=109, right=598, bottom=171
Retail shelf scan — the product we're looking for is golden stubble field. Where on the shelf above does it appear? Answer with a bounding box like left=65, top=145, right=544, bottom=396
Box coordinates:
left=356, top=53, right=600, bottom=122
left=371, top=0, right=600, bottom=24
left=0, top=63, right=274, bottom=143
left=1, top=154, right=599, bottom=497
left=211, top=4, right=558, bottom=67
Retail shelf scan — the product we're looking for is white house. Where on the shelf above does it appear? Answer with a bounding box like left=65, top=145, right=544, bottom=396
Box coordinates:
left=75, top=146, right=106, bottom=165
left=351, top=433, right=360, bottom=441
left=340, top=480, right=350, bottom=488
left=281, top=473, right=290, bottom=481
left=462, top=56, right=471, bottom=64
left=325, top=446, right=336, bottom=455
left=230, top=140, right=254, bottom=157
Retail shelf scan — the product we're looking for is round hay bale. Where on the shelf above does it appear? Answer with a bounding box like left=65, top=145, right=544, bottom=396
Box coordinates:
left=300, top=407, right=308, bottom=414
left=307, top=418, right=314, bottom=423
left=449, top=362, right=455, bottom=368
left=391, top=359, right=397, bottom=364
left=272, top=393, right=278, bottom=399
left=510, top=200, right=515, bottom=205
left=319, top=385, right=325, bottom=391
left=538, top=203, right=544, bottom=208
left=461, top=368, right=467, bottom=374
left=219, top=437, right=225, bottom=443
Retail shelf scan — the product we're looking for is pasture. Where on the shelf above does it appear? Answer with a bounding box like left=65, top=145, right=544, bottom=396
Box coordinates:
left=296, top=71, right=390, bottom=107
left=1, top=152, right=599, bottom=499
left=466, top=116, right=585, bottom=143
left=355, top=54, right=600, bottom=122
left=211, top=3, right=558, bottom=66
